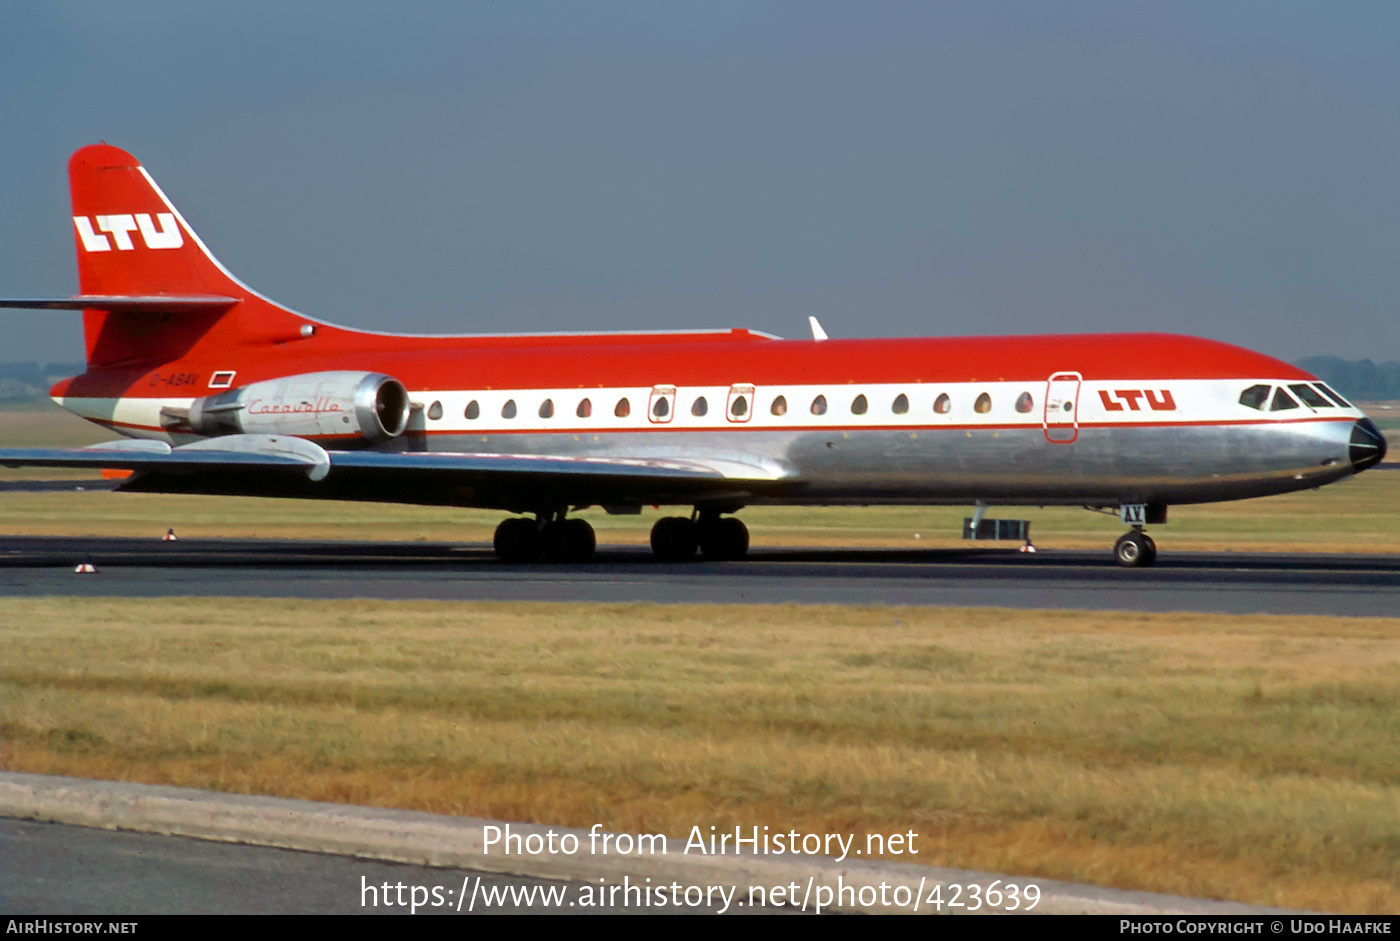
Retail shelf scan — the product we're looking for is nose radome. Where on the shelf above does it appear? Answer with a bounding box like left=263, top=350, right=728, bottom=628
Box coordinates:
left=1350, top=418, right=1388, bottom=471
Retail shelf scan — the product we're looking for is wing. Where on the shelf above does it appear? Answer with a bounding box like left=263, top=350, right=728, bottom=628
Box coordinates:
left=0, top=434, right=801, bottom=510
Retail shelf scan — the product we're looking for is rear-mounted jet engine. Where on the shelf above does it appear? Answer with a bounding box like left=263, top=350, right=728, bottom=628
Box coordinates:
left=174, top=371, right=410, bottom=442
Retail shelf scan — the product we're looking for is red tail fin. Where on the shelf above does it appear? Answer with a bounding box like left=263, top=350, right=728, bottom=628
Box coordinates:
left=70, top=144, right=241, bottom=298
left=68, top=143, right=309, bottom=367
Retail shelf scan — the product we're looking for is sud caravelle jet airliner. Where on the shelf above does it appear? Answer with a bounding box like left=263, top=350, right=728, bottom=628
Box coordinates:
left=0, top=144, right=1387, bottom=566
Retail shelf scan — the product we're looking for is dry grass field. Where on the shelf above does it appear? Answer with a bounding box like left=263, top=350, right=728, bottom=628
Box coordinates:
left=2, top=598, right=1398, bottom=913
left=2, top=401, right=1400, bottom=552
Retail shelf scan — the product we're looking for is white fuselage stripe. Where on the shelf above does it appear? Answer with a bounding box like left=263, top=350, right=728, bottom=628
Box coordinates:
left=57, top=377, right=1360, bottom=443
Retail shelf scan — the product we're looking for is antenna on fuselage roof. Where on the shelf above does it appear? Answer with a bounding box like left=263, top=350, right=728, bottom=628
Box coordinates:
left=808, top=316, right=829, bottom=341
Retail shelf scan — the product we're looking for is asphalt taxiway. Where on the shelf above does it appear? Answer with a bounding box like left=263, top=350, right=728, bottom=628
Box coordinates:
left=1, top=535, right=1397, bottom=615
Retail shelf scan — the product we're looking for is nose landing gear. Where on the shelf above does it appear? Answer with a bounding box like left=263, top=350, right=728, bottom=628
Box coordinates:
left=1113, top=529, right=1157, bottom=567
left=1112, top=503, right=1164, bottom=568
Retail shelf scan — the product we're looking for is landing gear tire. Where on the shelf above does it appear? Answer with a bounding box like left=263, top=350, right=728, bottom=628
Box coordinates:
left=698, top=516, right=749, bottom=561
left=650, top=517, right=698, bottom=561
left=544, top=518, right=596, bottom=563
left=1114, top=531, right=1157, bottom=568
left=494, top=517, right=541, bottom=563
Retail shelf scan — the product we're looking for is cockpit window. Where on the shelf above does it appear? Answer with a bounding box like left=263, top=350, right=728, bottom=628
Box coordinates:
left=1239, top=385, right=1270, bottom=410
left=1270, top=388, right=1300, bottom=411
left=1315, top=383, right=1352, bottom=408
left=1289, top=384, right=1331, bottom=408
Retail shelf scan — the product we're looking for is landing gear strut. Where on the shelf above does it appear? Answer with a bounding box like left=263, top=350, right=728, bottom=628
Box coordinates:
left=649, top=512, right=749, bottom=561
left=493, top=514, right=596, bottom=563
left=1113, top=529, right=1157, bottom=568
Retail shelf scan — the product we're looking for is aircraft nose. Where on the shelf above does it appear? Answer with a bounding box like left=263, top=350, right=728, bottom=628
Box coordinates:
left=1350, top=418, right=1388, bottom=471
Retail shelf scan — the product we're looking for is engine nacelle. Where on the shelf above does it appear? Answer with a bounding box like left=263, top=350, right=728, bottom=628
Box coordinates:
left=185, top=371, right=409, bottom=442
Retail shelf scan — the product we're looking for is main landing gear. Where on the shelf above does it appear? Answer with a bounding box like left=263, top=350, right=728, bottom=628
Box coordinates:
left=493, top=515, right=596, bottom=563
left=492, top=510, right=748, bottom=563
left=1113, top=529, right=1157, bottom=568
left=650, top=512, right=749, bottom=562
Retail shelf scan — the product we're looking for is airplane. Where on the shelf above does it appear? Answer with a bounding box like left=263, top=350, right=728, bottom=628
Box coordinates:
left=0, top=143, right=1388, bottom=567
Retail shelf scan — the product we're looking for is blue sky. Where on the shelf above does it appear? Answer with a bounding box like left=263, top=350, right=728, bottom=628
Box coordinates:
left=1, top=2, right=1397, bottom=364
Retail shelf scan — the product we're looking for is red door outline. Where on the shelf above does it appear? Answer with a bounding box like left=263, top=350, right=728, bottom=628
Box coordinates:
left=1044, top=372, right=1082, bottom=443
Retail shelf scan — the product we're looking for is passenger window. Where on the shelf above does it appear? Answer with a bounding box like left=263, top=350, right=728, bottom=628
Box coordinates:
left=576, top=398, right=592, bottom=418
left=427, top=400, right=443, bottom=421
left=974, top=392, right=992, bottom=414
left=933, top=393, right=951, bottom=414
left=1316, top=383, right=1351, bottom=407
left=652, top=396, right=669, bottom=418
left=851, top=394, right=868, bottom=415
left=539, top=399, right=554, bottom=419
left=1238, top=385, right=1270, bottom=410
left=771, top=395, right=787, bottom=416
left=501, top=399, right=517, bottom=419
left=1270, top=388, right=1300, bottom=411
left=615, top=398, right=630, bottom=418
left=1289, top=384, right=1331, bottom=408
left=891, top=393, right=908, bottom=415
left=811, top=394, right=828, bottom=416
left=730, top=395, right=748, bottom=418
left=1015, top=392, right=1033, bottom=414
left=465, top=400, right=480, bottom=420
left=692, top=396, right=708, bottom=417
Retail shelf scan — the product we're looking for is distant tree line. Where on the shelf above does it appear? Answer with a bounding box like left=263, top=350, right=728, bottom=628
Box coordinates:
left=0, top=361, right=87, bottom=401
left=1295, top=357, right=1400, bottom=403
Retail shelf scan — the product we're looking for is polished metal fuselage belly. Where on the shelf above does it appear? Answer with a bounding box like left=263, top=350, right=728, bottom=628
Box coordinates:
left=387, top=417, right=1358, bottom=508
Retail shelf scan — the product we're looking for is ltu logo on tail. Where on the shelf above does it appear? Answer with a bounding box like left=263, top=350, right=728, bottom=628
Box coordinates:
left=73, top=213, right=183, bottom=252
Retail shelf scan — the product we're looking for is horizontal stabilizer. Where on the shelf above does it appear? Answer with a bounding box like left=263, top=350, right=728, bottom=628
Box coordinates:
left=0, top=435, right=330, bottom=481
left=0, top=295, right=240, bottom=313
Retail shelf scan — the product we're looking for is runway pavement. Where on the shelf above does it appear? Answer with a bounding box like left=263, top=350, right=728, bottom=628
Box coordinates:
left=1, top=534, right=1398, bottom=615
left=0, top=818, right=746, bottom=915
